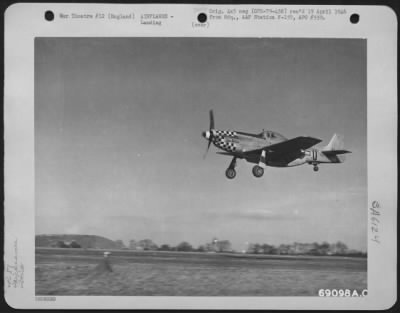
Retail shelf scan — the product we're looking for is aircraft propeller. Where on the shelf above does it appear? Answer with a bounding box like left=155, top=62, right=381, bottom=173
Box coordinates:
left=202, top=110, right=215, bottom=159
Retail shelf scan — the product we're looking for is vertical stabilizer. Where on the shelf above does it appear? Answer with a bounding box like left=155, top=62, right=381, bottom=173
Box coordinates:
left=323, top=133, right=344, bottom=151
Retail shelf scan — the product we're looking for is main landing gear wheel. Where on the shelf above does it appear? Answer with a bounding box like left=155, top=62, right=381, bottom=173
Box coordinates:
left=225, top=168, right=236, bottom=179
left=252, top=165, right=264, bottom=178
left=225, top=157, right=237, bottom=179
left=313, top=165, right=319, bottom=172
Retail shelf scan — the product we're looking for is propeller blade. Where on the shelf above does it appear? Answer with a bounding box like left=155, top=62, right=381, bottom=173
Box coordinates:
left=203, top=139, right=212, bottom=159
left=203, top=110, right=215, bottom=159
left=209, top=110, right=214, bottom=130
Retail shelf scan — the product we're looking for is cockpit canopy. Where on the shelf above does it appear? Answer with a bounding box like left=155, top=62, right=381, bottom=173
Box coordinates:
left=259, top=130, right=287, bottom=141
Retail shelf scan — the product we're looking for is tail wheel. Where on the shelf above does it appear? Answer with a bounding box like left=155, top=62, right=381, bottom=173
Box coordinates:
left=313, top=165, right=319, bottom=172
left=225, top=168, right=236, bottom=179
left=252, top=165, right=264, bottom=178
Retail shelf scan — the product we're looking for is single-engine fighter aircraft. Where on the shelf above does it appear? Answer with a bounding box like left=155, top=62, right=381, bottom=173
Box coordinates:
left=202, top=110, right=351, bottom=179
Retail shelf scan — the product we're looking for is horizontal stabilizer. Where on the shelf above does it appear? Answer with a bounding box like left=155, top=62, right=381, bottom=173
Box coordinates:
left=322, top=149, right=351, bottom=156
left=322, top=149, right=351, bottom=163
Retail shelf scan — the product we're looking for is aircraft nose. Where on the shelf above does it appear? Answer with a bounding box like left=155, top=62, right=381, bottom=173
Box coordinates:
left=202, top=131, right=210, bottom=139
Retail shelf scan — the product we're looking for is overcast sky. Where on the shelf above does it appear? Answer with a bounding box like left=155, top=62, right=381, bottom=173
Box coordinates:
left=35, top=38, right=367, bottom=251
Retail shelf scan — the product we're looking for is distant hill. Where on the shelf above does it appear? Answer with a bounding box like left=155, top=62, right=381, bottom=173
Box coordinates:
left=35, top=234, right=121, bottom=249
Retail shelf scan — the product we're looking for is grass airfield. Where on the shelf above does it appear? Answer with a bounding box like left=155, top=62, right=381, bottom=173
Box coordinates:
left=36, top=247, right=367, bottom=296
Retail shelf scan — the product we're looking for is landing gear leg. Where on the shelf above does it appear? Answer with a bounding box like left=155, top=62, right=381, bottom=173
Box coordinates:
left=225, top=157, right=237, bottom=179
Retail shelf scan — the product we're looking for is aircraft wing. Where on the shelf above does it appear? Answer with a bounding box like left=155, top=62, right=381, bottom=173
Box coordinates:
left=243, top=136, right=322, bottom=160
left=265, top=136, right=322, bottom=154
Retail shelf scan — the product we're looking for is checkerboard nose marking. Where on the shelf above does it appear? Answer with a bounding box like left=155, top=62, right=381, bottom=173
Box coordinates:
left=213, top=130, right=237, bottom=152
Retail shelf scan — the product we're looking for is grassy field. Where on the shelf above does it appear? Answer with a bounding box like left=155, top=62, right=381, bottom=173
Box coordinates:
left=36, top=248, right=367, bottom=296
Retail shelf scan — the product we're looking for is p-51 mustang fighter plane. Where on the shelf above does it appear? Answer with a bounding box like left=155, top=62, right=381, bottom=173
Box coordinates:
left=202, top=110, right=351, bottom=179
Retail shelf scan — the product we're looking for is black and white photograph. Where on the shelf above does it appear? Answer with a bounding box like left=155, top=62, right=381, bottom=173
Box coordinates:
left=34, top=37, right=367, bottom=296
left=4, top=3, right=397, bottom=310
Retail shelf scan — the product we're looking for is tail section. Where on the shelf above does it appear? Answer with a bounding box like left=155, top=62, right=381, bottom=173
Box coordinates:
left=322, top=134, right=351, bottom=163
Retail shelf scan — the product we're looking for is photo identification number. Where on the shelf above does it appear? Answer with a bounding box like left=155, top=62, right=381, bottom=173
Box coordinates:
left=318, top=289, right=368, bottom=297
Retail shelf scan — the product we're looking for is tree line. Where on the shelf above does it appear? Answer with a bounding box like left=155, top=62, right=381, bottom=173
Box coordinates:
left=127, top=238, right=232, bottom=252
left=245, top=241, right=366, bottom=257
left=51, top=237, right=367, bottom=257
